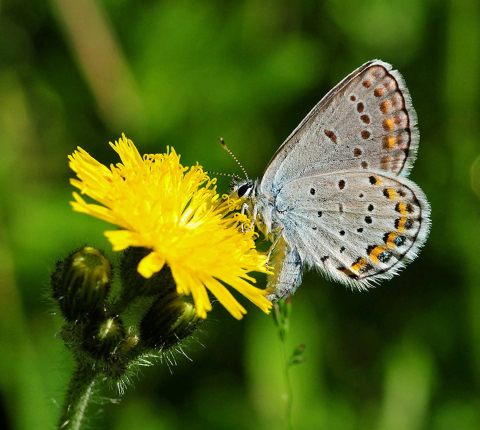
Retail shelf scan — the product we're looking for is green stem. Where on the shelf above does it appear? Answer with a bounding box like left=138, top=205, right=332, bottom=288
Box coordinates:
left=58, top=364, right=98, bottom=430
left=280, top=339, right=293, bottom=430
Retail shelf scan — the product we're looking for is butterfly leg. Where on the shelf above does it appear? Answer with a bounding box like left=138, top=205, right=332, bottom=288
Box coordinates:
left=242, top=203, right=257, bottom=234
left=240, top=202, right=251, bottom=233
left=265, top=231, right=283, bottom=271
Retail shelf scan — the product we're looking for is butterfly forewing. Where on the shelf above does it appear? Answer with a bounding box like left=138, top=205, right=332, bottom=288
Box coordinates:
left=261, top=60, right=419, bottom=198
left=275, top=170, right=430, bottom=289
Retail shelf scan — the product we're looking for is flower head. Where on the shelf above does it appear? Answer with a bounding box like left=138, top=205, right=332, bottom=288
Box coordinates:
left=68, top=134, right=271, bottom=319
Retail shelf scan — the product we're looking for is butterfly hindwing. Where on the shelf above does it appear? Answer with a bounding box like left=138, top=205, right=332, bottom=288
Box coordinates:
left=274, top=169, right=430, bottom=289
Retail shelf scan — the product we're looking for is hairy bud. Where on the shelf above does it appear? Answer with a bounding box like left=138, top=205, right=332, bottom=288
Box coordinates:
left=51, top=246, right=112, bottom=322
left=140, top=291, right=201, bottom=350
left=82, top=317, right=126, bottom=360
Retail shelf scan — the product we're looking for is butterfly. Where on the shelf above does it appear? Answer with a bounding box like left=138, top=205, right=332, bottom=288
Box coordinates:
left=228, top=60, right=431, bottom=302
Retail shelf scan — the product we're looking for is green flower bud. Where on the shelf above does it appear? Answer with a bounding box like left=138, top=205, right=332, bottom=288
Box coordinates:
left=139, top=291, right=201, bottom=351
left=82, top=317, right=126, bottom=360
left=51, top=246, right=112, bottom=322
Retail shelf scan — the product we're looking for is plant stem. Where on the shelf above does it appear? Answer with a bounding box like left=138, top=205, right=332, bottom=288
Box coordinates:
left=58, top=364, right=98, bottom=430
left=280, top=339, right=293, bottom=430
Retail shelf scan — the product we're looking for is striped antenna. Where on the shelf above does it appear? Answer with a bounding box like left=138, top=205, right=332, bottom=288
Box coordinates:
left=204, top=171, right=237, bottom=179
left=219, top=137, right=250, bottom=181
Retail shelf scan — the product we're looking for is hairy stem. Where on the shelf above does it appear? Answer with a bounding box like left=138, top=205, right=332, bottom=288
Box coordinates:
left=58, top=364, right=98, bottom=430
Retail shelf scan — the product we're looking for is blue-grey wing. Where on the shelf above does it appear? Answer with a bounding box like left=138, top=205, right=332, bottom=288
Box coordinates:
left=261, top=60, right=419, bottom=199
left=273, top=169, right=430, bottom=290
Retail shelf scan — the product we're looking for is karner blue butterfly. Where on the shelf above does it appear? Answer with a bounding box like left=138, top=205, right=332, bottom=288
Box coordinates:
left=226, top=60, right=431, bottom=302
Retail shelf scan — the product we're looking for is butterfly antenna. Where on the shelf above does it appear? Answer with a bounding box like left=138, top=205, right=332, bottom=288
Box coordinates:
left=219, top=137, right=250, bottom=181
left=204, top=170, right=236, bottom=179
left=204, top=170, right=244, bottom=184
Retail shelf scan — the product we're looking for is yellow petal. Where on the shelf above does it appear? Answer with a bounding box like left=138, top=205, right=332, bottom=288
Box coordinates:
left=137, top=252, right=166, bottom=278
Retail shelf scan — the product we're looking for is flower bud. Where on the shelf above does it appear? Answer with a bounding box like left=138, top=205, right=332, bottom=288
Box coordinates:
left=51, top=246, right=112, bottom=322
left=82, top=317, right=126, bottom=360
left=139, top=291, right=201, bottom=351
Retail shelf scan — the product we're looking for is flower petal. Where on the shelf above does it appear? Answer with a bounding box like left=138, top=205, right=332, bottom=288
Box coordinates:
left=137, top=252, right=166, bottom=278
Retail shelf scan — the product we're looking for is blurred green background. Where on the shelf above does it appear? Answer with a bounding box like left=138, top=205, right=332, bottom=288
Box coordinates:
left=1, top=0, right=480, bottom=429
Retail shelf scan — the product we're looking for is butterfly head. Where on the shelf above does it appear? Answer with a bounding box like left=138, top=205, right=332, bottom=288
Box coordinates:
left=218, top=137, right=256, bottom=201
left=230, top=177, right=255, bottom=200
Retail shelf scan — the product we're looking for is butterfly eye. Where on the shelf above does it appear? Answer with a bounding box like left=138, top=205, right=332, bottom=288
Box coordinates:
left=237, top=183, right=251, bottom=198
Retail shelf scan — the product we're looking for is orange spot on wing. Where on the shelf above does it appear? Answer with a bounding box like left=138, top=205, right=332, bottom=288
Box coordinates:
left=383, top=118, right=394, bottom=131
left=368, top=246, right=388, bottom=264
left=383, top=136, right=396, bottom=149
left=383, top=188, right=399, bottom=199
left=395, top=216, right=413, bottom=231
left=395, top=202, right=414, bottom=215
left=385, top=232, right=399, bottom=248
left=351, top=257, right=367, bottom=273
left=380, top=101, right=390, bottom=114
left=374, top=88, right=384, bottom=98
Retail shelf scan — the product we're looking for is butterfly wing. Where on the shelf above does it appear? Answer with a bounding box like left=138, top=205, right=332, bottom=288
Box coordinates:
left=272, top=169, right=430, bottom=290
left=261, top=60, right=419, bottom=198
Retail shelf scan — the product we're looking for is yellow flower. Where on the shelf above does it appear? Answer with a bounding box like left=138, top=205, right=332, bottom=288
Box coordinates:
left=68, top=134, right=271, bottom=319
